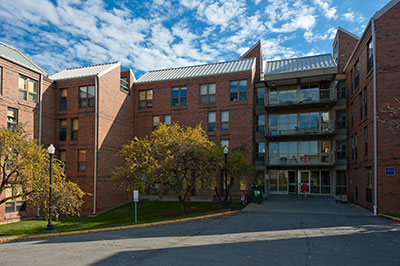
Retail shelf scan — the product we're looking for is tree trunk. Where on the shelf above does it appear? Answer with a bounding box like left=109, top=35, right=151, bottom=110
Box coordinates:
left=179, top=197, right=186, bottom=213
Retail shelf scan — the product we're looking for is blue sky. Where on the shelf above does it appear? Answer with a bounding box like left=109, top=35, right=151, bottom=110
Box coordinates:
left=0, top=0, right=391, bottom=78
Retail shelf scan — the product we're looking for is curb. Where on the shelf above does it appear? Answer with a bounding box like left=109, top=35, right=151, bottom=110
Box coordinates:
left=379, top=214, right=400, bottom=224
left=0, top=210, right=240, bottom=244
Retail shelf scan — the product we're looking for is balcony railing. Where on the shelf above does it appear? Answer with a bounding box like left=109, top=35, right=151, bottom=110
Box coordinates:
left=266, top=121, right=335, bottom=136
left=267, top=152, right=335, bottom=165
left=266, top=88, right=336, bottom=107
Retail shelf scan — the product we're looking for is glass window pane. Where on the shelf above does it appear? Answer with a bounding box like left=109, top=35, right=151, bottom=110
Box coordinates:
left=270, top=143, right=278, bottom=154
left=310, top=141, right=318, bottom=154
left=146, top=90, right=153, bottom=99
left=180, top=87, right=187, bottom=97
left=288, top=142, right=297, bottom=154
left=172, top=88, right=179, bottom=97
left=72, top=119, right=79, bottom=130
left=153, top=116, right=160, bottom=126
left=164, top=115, right=171, bottom=125
left=208, top=112, right=216, bottom=122
left=209, top=83, right=216, bottom=94
left=180, top=97, right=187, bottom=105
left=139, top=91, right=146, bottom=100
left=270, top=115, right=278, bottom=126
left=229, top=81, right=237, bottom=92
left=200, top=95, right=207, bottom=104
left=258, top=142, right=265, bottom=153
left=172, top=98, right=179, bottom=106
left=239, top=91, right=247, bottom=100
left=221, top=111, right=229, bottom=122
left=209, top=95, right=216, bottom=103
left=239, top=80, right=247, bottom=91
left=299, top=142, right=308, bottom=154
left=200, top=85, right=207, bottom=95
left=87, top=86, right=95, bottom=97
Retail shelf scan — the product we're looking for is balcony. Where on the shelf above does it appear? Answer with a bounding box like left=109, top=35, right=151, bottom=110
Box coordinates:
left=267, top=152, right=335, bottom=166
left=266, top=121, right=335, bottom=138
left=265, top=88, right=336, bottom=111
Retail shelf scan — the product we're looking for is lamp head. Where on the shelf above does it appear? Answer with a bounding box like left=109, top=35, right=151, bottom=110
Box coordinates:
left=223, top=146, right=228, bottom=155
left=48, top=144, right=56, bottom=155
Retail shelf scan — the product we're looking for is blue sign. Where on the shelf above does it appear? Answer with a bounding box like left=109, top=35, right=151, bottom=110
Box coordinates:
left=385, top=168, right=395, bottom=176
left=358, top=162, right=363, bottom=167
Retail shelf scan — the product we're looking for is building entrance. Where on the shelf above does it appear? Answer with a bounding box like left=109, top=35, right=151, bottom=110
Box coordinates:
left=288, top=171, right=297, bottom=194
left=299, top=171, right=310, bottom=194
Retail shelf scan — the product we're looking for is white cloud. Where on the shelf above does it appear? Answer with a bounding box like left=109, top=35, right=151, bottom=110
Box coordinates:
left=312, top=0, right=337, bottom=20
left=343, top=11, right=356, bottom=22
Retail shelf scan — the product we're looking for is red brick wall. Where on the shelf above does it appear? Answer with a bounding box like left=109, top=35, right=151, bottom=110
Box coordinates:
left=241, top=41, right=263, bottom=83
left=133, top=68, right=256, bottom=194
left=334, top=29, right=359, bottom=73
left=346, top=2, right=400, bottom=213
left=0, top=57, right=53, bottom=223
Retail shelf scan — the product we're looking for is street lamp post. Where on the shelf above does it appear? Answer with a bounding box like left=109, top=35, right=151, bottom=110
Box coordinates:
left=45, top=144, right=56, bottom=233
left=223, top=147, right=230, bottom=209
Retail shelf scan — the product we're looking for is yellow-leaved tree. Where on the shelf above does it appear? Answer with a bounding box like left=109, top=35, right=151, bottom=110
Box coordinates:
left=0, top=126, right=85, bottom=219
left=112, top=123, right=220, bottom=212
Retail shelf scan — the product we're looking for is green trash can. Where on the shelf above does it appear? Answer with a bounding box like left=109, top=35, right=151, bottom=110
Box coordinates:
left=252, top=185, right=263, bottom=203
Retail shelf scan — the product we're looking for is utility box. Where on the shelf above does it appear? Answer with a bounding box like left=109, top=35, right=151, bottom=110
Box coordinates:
left=252, top=185, right=263, bottom=203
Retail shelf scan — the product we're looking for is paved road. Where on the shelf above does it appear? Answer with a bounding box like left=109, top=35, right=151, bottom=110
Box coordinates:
left=1, top=195, right=400, bottom=266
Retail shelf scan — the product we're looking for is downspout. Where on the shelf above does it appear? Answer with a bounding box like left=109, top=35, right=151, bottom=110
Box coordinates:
left=372, top=19, right=378, bottom=216
left=38, top=74, right=43, bottom=145
left=93, top=75, right=99, bottom=215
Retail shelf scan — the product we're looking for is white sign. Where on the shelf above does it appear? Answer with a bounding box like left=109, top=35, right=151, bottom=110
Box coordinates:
left=265, top=174, right=269, bottom=180
left=133, top=190, right=139, bottom=202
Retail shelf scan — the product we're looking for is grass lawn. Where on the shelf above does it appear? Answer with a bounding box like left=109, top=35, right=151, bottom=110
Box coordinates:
left=386, top=213, right=400, bottom=219
left=0, top=201, right=243, bottom=237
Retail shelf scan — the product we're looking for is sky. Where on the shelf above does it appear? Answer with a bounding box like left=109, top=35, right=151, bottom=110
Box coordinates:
left=0, top=0, right=391, bottom=78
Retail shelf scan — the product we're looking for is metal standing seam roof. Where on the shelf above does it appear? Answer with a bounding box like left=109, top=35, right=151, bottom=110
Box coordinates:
left=50, top=62, right=121, bottom=80
left=0, top=41, right=48, bottom=75
left=136, top=57, right=256, bottom=83
left=265, top=54, right=337, bottom=75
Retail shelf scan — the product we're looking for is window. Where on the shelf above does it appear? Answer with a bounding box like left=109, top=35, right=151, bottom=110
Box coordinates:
left=354, top=61, right=359, bottom=89
left=336, top=141, right=346, bottom=160
left=355, top=134, right=358, bottom=159
left=256, top=142, right=265, bottom=161
left=208, top=112, right=216, bottom=132
left=364, top=127, right=368, bottom=156
left=120, top=77, right=129, bottom=92
left=256, top=115, right=265, bottom=132
left=79, top=85, right=95, bottom=108
left=359, top=93, right=363, bottom=120
left=230, top=80, right=247, bottom=101
left=172, top=86, right=187, bottom=106
left=336, top=110, right=346, bottom=129
left=0, top=66, right=2, bottom=94
left=200, top=83, right=216, bottom=104
left=7, top=107, right=18, bottom=130
left=256, top=87, right=264, bottom=104
left=59, top=119, right=67, bottom=141
left=366, top=167, right=372, bottom=203
left=336, top=171, right=347, bottom=195
left=71, top=118, right=78, bottom=140
left=139, top=90, right=153, bottom=109
left=351, top=136, right=354, bottom=160
left=351, top=103, right=354, bottom=127
left=336, top=80, right=346, bottom=99
left=4, top=186, right=26, bottom=213
left=163, top=115, right=171, bottom=126
left=60, top=89, right=67, bottom=111
left=59, top=150, right=66, bottom=164
left=152, top=116, right=160, bottom=130
left=367, top=39, right=373, bottom=73
left=350, top=69, right=354, bottom=94
left=300, top=84, right=319, bottom=101
left=364, top=88, right=367, bottom=117
left=220, top=140, right=229, bottom=148
left=78, top=150, right=87, bottom=172
left=18, top=75, right=37, bottom=102
left=221, top=111, right=229, bottom=131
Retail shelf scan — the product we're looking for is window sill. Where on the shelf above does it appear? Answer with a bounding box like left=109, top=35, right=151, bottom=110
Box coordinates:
left=199, top=104, right=216, bottom=109
left=137, top=108, right=153, bottom=114
left=227, top=101, right=248, bottom=107
left=171, top=106, right=187, bottom=111
left=18, top=100, right=37, bottom=108
left=77, top=172, right=86, bottom=177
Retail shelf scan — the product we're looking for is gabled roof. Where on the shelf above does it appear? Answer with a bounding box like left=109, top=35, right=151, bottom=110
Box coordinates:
left=136, top=58, right=256, bottom=84
left=265, top=54, right=337, bottom=75
left=240, top=40, right=261, bottom=59
left=373, top=0, right=400, bottom=20
left=50, top=62, right=120, bottom=81
left=0, top=41, right=48, bottom=75
left=337, top=27, right=360, bottom=40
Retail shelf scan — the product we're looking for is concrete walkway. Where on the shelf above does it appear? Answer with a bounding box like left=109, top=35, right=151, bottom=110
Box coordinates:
left=1, top=196, right=399, bottom=266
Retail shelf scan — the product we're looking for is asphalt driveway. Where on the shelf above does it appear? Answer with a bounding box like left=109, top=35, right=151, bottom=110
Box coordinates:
left=1, top=195, right=399, bottom=266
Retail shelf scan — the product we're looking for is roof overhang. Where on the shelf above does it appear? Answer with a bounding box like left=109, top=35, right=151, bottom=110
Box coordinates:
left=264, top=67, right=337, bottom=86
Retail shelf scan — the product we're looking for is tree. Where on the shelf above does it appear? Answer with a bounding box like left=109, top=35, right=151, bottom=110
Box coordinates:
left=0, top=126, right=85, bottom=219
left=217, top=148, right=256, bottom=204
left=112, top=123, right=219, bottom=212
left=378, top=97, right=400, bottom=133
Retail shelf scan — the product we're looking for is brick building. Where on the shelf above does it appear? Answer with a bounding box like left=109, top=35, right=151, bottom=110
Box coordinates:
left=343, top=0, right=400, bottom=214
left=0, top=1, right=399, bottom=222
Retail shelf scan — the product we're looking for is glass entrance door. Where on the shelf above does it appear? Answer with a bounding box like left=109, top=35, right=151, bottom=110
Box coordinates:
left=299, top=171, right=310, bottom=194
left=288, top=171, right=297, bottom=193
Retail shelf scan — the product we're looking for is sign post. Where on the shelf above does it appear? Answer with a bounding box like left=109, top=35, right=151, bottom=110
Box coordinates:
left=133, top=190, right=139, bottom=224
